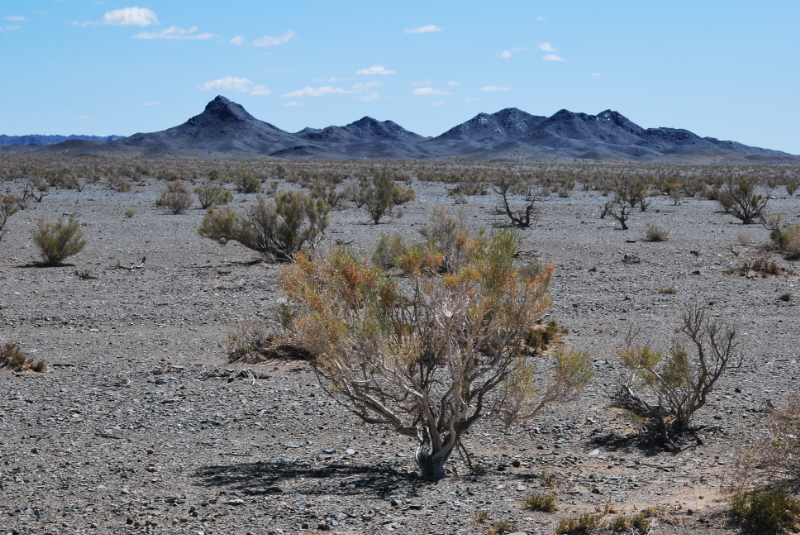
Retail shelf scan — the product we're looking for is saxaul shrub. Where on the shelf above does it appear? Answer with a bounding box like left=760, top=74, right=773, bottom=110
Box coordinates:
left=109, top=176, right=132, bottom=192
left=30, top=217, right=86, bottom=266
left=198, top=192, right=329, bottom=262
left=278, top=230, right=593, bottom=478
left=156, top=181, right=193, bottom=214
left=195, top=182, right=234, bottom=208
left=0, top=194, right=21, bottom=243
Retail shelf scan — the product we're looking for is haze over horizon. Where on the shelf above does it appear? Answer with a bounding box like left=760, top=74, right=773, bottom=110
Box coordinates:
left=1, top=1, right=798, bottom=154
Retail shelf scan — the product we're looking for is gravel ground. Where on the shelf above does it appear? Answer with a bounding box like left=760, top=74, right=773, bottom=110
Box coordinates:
left=1, top=177, right=798, bottom=535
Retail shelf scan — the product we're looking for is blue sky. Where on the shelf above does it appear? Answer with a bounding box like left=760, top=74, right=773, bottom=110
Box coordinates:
left=1, top=1, right=799, bottom=154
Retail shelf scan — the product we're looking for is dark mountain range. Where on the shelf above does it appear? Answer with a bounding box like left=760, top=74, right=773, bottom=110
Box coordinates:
left=3, top=96, right=796, bottom=163
left=0, top=134, right=125, bottom=147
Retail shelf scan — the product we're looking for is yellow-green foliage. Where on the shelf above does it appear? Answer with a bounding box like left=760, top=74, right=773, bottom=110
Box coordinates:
left=555, top=513, right=602, bottom=535
left=525, top=320, right=569, bottom=354
left=1, top=342, right=45, bottom=372
left=731, top=490, right=800, bottom=534
left=30, top=216, right=86, bottom=265
left=523, top=492, right=557, bottom=512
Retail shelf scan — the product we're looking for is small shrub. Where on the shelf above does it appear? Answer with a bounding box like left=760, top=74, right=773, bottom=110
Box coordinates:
left=523, top=492, right=557, bottom=512
left=0, top=342, right=46, bottom=372
left=769, top=223, right=800, bottom=259
left=156, top=181, right=193, bottom=214
left=720, top=177, right=768, bottom=224
left=372, top=233, right=408, bottom=268
left=0, top=194, right=21, bottom=243
left=124, top=209, right=137, bottom=218
left=541, top=469, right=556, bottom=488
left=525, top=321, right=569, bottom=355
left=235, top=172, right=261, bottom=194
left=731, top=490, right=800, bottom=534
left=30, top=217, right=86, bottom=266
left=657, top=287, right=677, bottom=294
left=475, top=510, right=489, bottom=523
left=109, top=176, right=132, bottom=192
left=485, top=519, right=518, bottom=534
left=555, top=513, right=602, bottom=535
left=779, top=293, right=792, bottom=302
left=227, top=322, right=276, bottom=362
left=787, top=181, right=798, bottom=196
left=354, top=168, right=415, bottom=223
left=195, top=182, right=234, bottom=208
left=644, top=223, right=670, bottom=242
left=725, top=259, right=794, bottom=277
left=737, top=231, right=753, bottom=246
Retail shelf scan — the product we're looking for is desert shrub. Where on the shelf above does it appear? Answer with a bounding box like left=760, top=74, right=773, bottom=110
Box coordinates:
left=525, top=320, right=569, bottom=355
left=613, top=306, right=744, bottom=450
left=0, top=342, right=45, bottom=372
left=278, top=230, right=593, bottom=478
left=600, top=195, right=631, bottom=230
left=195, top=182, right=234, bottom=208
left=354, top=168, right=415, bottom=223
left=721, top=177, right=768, bottom=224
left=493, top=173, right=540, bottom=228
left=485, top=520, right=518, bottom=534
left=30, top=217, right=86, bottom=266
left=474, top=510, right=489, bottom=523
left=540, top=469, right=556, bottom=488
left=109, top=176, right=132, bottom=192
left=555, top=513, right=602, bottom=535
left=418, top=206, right=476, bottom=273
left=372, top=233, right=408, bottom=268
left=198, top=192, right=329, bottom=262
left=738, top=231, right=753, bottom=246
left=0, top=194, right=21, bottom=243
left=644, top=223, right=670, bottom=242
left=767, top=219, right=800, bottom=259
left=725, top=259, right=794, bottom=277
left=523, top=492, right=557, bottom=512
left=731, top=490, right=800, bottom=534
left=235, top=172, right=261, bottom=194
left=156, top=181, right=193, bottom=214
left=608, top=511, right=659, bottom=533
left=787, top=181, right=798, bottom=196
left=658, top=287, right=677, bottom=294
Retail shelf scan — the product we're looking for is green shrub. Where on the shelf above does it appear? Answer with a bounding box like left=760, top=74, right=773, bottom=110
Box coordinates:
left=354, top=168, right=415, bottom=223
left=485, top=519, right=518, bottom=534
left=124, top=209, right=137, bottom=218
left=235, top=172, right=261, bottom=194
left=770, top=223, right=800, bottom=259
left=525, top=321, right=569, bottom=354
left=30, top=217, right=86, bottom=265
left=523, top=492, right=557, bottom=512
left=195, top=182, right=234, bottom=208
left=731, top=490, right=800, bottom=534
left=156, top=181, right=193, bottom=214
left=0, top=342, right=46, bottom=372
left=372, top=233, right=408, bottom=268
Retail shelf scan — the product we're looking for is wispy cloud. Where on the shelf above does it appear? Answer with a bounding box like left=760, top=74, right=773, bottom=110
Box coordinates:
left=538, top=42, right=557, bottom=52
left=542, top=54, right=565, bottom=61
left=404, top=25, right=442, bottom=34
left=352, top=81, right=383, bottom=91
left=2, top=25, right=20, bottom=30
left=200, top=76, right=270, bottom=96
left=283, top=101, right=302, bottom=107
left=314, top=77, right=355, bottom=82
left=281, top=86, right=349, bottom=98
left=498, top=50, right=512, bottom=59
left=253, top=30, right=294, bottom=47
left=230, top=35, right=244, bottom=45
left=102, top=7, right=158, bottom=26
left=356, top=65, right=397, bottom=75
left=537, top=16, right=546, bottom=21
left=5, top=16, right=25, bottom=21
left=464, top=98, right=480, bottom=102
left=412, top=87, right=451, bottom=95
left=143, top=101, right=159, bottom=106
left=479, top=86, right=509, bottom=91
left=446, top=81, right=460, bottom=86
left=590, top=72, right=602, bottom=77
left=432, top=101, right=445, bottom=106
left=359, top=93, right=379, bottom=102
left=135, top=26, right=215, bottom=40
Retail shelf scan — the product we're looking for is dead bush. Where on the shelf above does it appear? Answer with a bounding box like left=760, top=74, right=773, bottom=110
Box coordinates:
left=613, top=306, right=744, bottom=450
left=493, top=173, right=539, bottom=228
left=0, top=194, right=21, bottom=243
left=644, top=223, right=670, bottom=242
left=0, top=342, right=46, bottom=372
left=156, top=181, right=193, bottom=214
left=30, top=216, right=86, bottom=266
left=226, top=322, right=312, bottom=363
left=601, top=195, right=631, bottom=230
left=279, top=230, right=594, bottom=478
left=198, top=192, right=329, bottom=262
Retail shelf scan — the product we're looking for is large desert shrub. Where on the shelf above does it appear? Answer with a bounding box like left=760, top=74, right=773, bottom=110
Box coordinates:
left=354, top=168, right=415, bottom=223
left=0, top=194, right=20, bottom=243
left=720, top=177, right=768, bottom=224
left=198, top=192, right=329, bottom=262
left=278, top=230, right=593, bottom=478
left=195, top=182, right=234, bottom=208
left=30, top=217, right=86, bottom=266
left=155, top=181, right=193, bottom=214
left=613, top=306, right=743, bottom=450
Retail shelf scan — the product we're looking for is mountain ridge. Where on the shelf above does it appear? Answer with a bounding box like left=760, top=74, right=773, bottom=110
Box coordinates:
left=2, top=96, right=796, bottom=163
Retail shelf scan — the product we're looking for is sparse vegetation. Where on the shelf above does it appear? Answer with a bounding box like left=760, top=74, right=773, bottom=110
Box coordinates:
left=541, top=469, right=557, bottom=488
left=725, top=259, right=794, bottom=277
left=195, top=182, right=234, bottom=208
left=0, top=194, right=21, bottom=243
left=644, top=223, right=670, bottom=242
left=731, top=490, right=800, bottom=534
left=485, top=519, right=518, bottom=534
left=353, top=168, right=415, bottom=223
left=0, top=342, right=46, bottom=372
left=555, top=513, right=603, bottom=535
left=765, top=215, right=800, bottom=258
left=156, top=180, right=193, bottom=214
left=525, top=320, right=569, bottom=355
left=235, top=172, right=261, bottom=194
left=30, top=216, right=86, bottom=265
left=109, top=176, right=132, bottom=192
left=523, top=492, right=558, bottom=512
left=198, top=192, right=330, bottom=262
left=658, top=287, right=677, bottom=294
left=124, top=209, right=136, bottom=218
left=720, top=177, right=768, bottom=224
left=601, top=195, right=632, bottom=230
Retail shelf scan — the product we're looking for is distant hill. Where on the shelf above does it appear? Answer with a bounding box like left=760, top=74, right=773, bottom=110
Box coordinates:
left=0, top=134, right=125, bottom=147
left=3, top=96, right=796, bottom=163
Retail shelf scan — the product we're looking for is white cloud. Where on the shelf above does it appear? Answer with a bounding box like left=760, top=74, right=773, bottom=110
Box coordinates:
left=280, top=86, right=349, bottom=97
left=134, top=26, right=215, bottom=40
left=314, top=77, right=355, bottom=82
left=253, top=30, right=294, bottom=47
left=464, top=98, right=480, bottom=102
left=356, top=65, right=397, bottom=75
left=590, top=72, right=602, bottom=77
left=479, top=86, right=509, bottom=92
left=283, top=101, right=302, bottom=107
left=352, top=81, right=383, bottom=91
left=432, top=101, right=444, bottom=106
left=101, top=7, right=158, bottom=27
left=200, top=76, right=270, bottom=96
left=498, top=50, right=512, bottom=59
left=143, top=101, right=159, bottom=106
left=412, top=87, right=451, bottom=95
left=537, top=16, right=546, bottom=20
left=446, top=81, right=460, bottom=86
left=404, top=25, right=442, bottom=34
left=538, top=42, right=557, bottom=52
left=359, top=93, right=379, bottom=102
left=542, top=54, right=565, bottom=61
left=230, top=35, right=244, bottom=45
left=2, top=25, right=20, bottom=30
left=5, top=16, right=25, bottom=21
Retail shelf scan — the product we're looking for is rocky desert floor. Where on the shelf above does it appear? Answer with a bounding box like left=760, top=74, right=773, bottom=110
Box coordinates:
left=1, top=175, right=798, bottom=535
